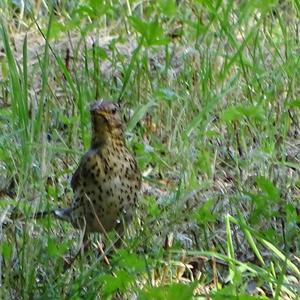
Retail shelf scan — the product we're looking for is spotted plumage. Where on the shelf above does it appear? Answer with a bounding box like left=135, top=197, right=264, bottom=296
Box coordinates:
left=57, top=100, right=141, bottom=240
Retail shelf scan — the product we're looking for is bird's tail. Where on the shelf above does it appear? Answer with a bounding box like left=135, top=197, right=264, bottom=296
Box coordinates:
left=52, top=208, right=73, bottom=221
left=3, top=207, right=73, bottom=229
left=34, top=208, right=73, bottom=222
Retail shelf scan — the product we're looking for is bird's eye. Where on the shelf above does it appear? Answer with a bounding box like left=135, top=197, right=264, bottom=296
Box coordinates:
left=111, top=107, right=117, bottom=114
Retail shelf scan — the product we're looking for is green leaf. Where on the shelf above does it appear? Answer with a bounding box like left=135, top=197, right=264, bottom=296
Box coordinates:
left=145, top=196, right=161, bottom=218
left=259, top=238, right=300, bottom=276
left=196, top=149, right=213, bottom=176
left=193, top=199, right=216, bottom=224
left=256, top=176, right=280, bottom=201
left=74, top=5, right=95, bottom=17
left=100, top=271, right=133, bottom=296
left=47, top=238, right=59, bottom=257
left=287, top=99, right=300, bottom=108
left=75, top=1, right=111, bottom=18
left=1, top=241, right=12, bottom=259
left=114, top=250, right=146, bottom=273
left=47, top=238, right=68, bottom=257
left=221, top=105, right=265, bottom=122
left=212, top=285, right=269, bottom=299
left=154, top=88, right=178, bottom=102
left=93, top=46, right=108, bottom=60
left=248, top=0, right=278, bottom=13
left=129, top=16, right=169, bottom=46
left=140, top=283, right=196, bottom=300
left=157, top=0, right=177, bottom=17
left=235, top=215, right=265, bottom=266
left=48, top=19, right=65, bottom=39
left=129, top=16, right=148, bottom=36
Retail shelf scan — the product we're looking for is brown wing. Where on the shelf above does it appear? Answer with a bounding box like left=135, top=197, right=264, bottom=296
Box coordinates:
left=132, top=158, right=142, bottom=190
left=70, top=150, right=99, bottom=191
left=125, top=152, right=142, bottom=190
left=70, top=165, right=82, bottom=191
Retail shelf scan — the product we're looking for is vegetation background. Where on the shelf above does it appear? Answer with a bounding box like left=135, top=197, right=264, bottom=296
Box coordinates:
left=0, top=0, right=299, bottom=299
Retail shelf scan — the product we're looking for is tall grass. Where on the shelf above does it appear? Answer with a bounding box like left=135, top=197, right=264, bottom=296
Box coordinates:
left=0, top=0, right=299, bottom=299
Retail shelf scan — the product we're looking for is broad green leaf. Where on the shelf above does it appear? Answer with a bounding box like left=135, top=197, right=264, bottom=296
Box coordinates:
left=129, top=16, right=169, bottom=46
left=75, top=1, right=111, bottom=18
left=193, top=199, right=216, bottom=224
left=256, top=176, right=280, bottom=201
left=114, top=250, right=146, bottom=273
left=47, top=238, right=68, bottom=257
left=48, top=20, right=65, bottom=39
left=157, top=0, right=177, bottom=17
left=100, top=271, right=133, bottom=296
left=221, top=105, right=265, bottom=122
left=287, top=99, right=300, bottom=108
left=1, top=242, right=12, bottom=259
left=140, top=283, right=196, bottom=300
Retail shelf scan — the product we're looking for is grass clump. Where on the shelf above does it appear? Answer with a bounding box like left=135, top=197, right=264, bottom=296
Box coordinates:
left=0, top=0, right=299, bottom=299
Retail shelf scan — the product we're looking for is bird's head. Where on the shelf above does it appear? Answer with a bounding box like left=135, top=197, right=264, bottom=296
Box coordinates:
left=90, top=100, right=124, bottom=147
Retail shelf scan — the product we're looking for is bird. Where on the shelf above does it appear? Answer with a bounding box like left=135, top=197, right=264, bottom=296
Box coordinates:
left=51, top=100, right=141, bottom=251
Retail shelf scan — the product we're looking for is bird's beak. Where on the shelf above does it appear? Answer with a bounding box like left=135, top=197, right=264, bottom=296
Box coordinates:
left=98, top=110, right=109, bottom=120
left=90, top=108, right=109, bottom=121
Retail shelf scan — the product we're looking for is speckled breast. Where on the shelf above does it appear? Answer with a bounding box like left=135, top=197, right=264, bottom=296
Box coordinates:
left=71, top=147, right=141, bottom=234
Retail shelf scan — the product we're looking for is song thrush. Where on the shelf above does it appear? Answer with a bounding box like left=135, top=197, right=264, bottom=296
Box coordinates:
left=54, top=100, right=141, bottom=245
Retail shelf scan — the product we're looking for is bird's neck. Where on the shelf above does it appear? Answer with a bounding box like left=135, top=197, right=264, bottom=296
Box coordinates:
left=91, top=128, right=125, bottom=149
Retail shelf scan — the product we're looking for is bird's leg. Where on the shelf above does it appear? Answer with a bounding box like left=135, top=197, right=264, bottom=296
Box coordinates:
left=95, top=239, right=111, bottom=266
left=93, top=223, right=125, bottom=266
